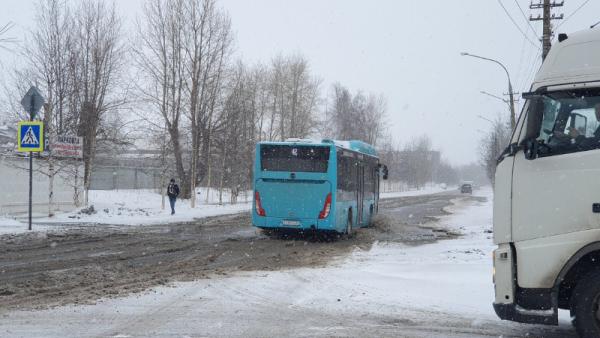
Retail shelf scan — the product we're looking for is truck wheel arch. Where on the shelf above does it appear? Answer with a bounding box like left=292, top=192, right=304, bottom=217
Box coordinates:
left=554, top=242, right=600, bottom=309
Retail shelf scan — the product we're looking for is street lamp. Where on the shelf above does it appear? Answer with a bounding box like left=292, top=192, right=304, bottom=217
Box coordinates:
left=461, top=52, right=516, bottom=129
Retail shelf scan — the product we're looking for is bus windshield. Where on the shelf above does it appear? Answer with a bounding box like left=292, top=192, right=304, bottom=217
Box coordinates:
left=260, top=145, right=330, bottom=173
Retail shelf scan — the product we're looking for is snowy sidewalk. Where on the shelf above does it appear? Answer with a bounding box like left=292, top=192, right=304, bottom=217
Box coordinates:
left=0, top=189, right=251, bottom=235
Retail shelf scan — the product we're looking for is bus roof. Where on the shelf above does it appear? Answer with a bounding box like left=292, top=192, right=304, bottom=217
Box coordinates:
left=259, top=139, right=378, bottom=157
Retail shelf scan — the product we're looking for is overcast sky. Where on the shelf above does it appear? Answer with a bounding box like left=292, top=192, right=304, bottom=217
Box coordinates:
left=1, top=0, right=599, bottom=165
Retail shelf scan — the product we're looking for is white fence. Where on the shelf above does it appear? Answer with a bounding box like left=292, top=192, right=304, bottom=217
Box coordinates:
left=380, top=180, right=411, bottom=193
left=0, top=155, right=83, bottom=216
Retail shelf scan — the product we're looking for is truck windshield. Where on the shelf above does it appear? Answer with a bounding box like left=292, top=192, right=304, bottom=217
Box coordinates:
left=260, top=145, right=330, bottom=173
left=528, top=89, right=600, bottom=154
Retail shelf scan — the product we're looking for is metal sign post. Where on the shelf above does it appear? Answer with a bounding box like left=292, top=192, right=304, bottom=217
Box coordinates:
left=18, top=86, right=45, bottom=231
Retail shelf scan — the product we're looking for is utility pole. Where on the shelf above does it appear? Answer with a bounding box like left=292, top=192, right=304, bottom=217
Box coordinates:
left=530, top=0, right=564, bottom=61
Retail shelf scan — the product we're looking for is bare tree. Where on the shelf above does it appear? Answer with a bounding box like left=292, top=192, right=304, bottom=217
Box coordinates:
left=9, top=0, right=80, bottom=215
left=267, top=54, right=320, bottom=141
left=388, top=135, right=437, bottom=189
left=435, top=160, right=459, bottom=185
left=70, top=0, right=125, bottom=206
left=183, top=0, right=233, bottom=205
left=136, top=0, right=188, bottom=197
left=24, top=1, right=77, bottom=134
left=479, top=117, right=512, bottom=185
left=212, top=61, right=256, bottom=203
left=136, top=0, right=232, bottom=201
left=327, top=83, right=387, bottom=145
left=3, top=0, right=126, bottom=213
left=326, top=83, right=352, bottom=140
left=0, top=22, right=16, bottom=55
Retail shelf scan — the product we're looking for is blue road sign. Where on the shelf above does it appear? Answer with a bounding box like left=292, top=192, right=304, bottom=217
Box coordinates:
left=17, top=121, right=44, bottom=152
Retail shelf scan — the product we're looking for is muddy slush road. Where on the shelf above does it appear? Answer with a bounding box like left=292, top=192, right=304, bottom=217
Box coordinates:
left=0, top=192, right=465, bottom=312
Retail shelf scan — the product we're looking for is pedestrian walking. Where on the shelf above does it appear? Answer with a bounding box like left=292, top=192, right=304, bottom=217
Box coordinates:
left=167, top=178, right=180, bottom=215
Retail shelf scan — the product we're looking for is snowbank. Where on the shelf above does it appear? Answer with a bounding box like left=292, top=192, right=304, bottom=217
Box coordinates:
left=1, top=188, right=251, bottom=234
left=380, top=184, right=452, bottom=199
left=0, top=216, right=37, bottom=235
left=1, top=184, right=471, bottom=235
left=41, top=188, right=251, bottom=226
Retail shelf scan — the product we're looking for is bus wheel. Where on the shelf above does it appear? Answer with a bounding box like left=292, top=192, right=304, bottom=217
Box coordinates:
left=571, top=268, right=600, bottom=338
left=346, top=209, right=353, bottom=238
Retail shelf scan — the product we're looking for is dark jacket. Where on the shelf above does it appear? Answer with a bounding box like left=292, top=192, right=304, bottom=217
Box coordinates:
left=167, top=183, right=180, bottom=198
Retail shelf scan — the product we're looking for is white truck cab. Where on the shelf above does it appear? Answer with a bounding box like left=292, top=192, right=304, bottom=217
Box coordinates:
left=493, top=28, right=600, bottom=337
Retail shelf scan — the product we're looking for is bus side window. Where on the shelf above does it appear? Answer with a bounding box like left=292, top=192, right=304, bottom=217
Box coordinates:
left=337, top=154, right=351, bottom=192
left=351, top=160, right=358, bottom=192
left=368, top=162, right=377, bottom=195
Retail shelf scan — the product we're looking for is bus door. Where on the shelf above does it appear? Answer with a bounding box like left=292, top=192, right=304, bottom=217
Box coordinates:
left=374, top=166, right=379, bottom=213
left=357, top=162, right=364, bottom=225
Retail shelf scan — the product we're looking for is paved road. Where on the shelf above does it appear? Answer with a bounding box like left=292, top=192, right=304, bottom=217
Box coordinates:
left=0, top=191, right=577, bottom=337
left=0, top=192, right=460, bottom=312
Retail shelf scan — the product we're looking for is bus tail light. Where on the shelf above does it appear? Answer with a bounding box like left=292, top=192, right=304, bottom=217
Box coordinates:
left=319, top=193, right=332, bottom=219
left=255, top=191, right=266, bottom=216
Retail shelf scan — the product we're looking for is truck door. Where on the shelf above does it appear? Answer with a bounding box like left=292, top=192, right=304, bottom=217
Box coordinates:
left=512, top=96, right=600, bottom=243
left=493, top=153, right=515, bottom=244
left=512, top=150, right=600, bottom=242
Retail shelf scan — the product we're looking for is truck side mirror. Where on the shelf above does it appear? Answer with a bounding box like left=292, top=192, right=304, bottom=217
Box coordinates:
left=382, top=165, right=388, bottom=180
left=524, top=139, right=538, bottom=160
left=497, top=143, right=520, bottom=164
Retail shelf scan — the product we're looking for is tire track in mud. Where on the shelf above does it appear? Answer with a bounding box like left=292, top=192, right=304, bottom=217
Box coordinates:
left=0, top=191, right=472, bottom=311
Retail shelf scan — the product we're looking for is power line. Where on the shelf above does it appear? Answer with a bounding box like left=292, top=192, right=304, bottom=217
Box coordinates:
left=556, top=0, right=591, bottom=29
left=515, top=1, right=540, bottom=90
left=497, top=0, right=541, bottom=49
left=520, top=46, right=540, bottom=90
left=521, top=50, right=543, bottom=92
left=521, top=24, right=540, bottom=89
left=514, top=0, right=539, bottom=34
left=530, top=0, right=564, bottom=60
left=515, top=34, right=529, bottom=90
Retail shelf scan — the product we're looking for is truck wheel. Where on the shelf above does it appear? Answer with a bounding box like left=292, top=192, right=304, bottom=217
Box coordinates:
left=571, top=268, right=600, bottom=338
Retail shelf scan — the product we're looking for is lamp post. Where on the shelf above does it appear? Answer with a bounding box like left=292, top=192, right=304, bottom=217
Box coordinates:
left=461, top=52, right=516, bottom=129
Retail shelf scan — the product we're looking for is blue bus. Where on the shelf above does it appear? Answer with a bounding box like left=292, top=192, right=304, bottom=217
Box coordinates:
left=252, top=139, right=387, bottom=235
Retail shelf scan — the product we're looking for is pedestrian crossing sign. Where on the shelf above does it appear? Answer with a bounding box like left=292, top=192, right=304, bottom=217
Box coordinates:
left=17, top=121, right=44, bottom=152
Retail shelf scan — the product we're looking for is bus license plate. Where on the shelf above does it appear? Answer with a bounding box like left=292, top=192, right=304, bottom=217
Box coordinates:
left=282, top=220, right=300, bottom=226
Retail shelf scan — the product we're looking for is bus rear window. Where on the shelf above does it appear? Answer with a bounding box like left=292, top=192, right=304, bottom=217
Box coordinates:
left=260, top=145, right=330, bottom=173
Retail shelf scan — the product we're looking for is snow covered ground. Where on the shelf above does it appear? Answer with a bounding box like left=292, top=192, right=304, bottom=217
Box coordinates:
left=0, top=188, right=251, bottom=235
left=0, top=185, right=448, bottom=235
left=379, top=184, right=452, bottom=199
left=0, top=187, right=576, bottom=337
